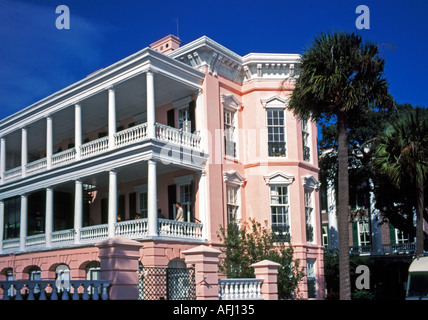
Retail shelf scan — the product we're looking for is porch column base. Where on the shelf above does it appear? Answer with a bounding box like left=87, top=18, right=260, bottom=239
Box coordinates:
left=96, top=236, right=143, bottom=300
left=251, top=260, right=281, bottom=300
left=182, top=245, right=221, bottom=300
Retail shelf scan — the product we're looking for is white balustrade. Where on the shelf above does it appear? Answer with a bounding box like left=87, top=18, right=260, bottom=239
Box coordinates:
left=115, top=218, right=148, bottom=238
left=26, top=158, right=47, bottom=175
left=80, top=224, right=108, bottom=243
left=114, top=123, right=148, bottom=148
left=52, top=148, right=76, bottom=167
left=155, top=123, right=201, bottom=149
left=26, top=234, right=46, bottom=247
left=0, top=280, right=111, bottom=300
left=158, top=219, right=203, bottom=239
left=80, top=136, right=109, bottom=158
left=51, top=229, right=75, bottom=245
left=4, top=166, right=22, bottom=181
left=218, top=279, right=263, bottom=300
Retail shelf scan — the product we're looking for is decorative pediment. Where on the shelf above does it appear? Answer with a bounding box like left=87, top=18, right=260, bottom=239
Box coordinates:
left=221, top=94, right=243, bottom=111
left=302, top=175, right=321, bottom=190
left=223, top=170, right=246, bottom=186
left=261, top=95, right=289, bottom=108
left=263, top=171, right=294, bottom=185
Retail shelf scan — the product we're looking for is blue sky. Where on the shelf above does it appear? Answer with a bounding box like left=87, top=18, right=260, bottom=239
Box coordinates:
left=0, top=0, right=427, bottom=121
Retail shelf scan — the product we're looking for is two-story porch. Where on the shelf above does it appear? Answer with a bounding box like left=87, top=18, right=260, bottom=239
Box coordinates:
left=0, top=47, right=210, bottom=255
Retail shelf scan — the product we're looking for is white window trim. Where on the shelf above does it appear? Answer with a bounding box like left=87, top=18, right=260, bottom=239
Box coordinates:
left=221, top=94, right=242, bottom=160
left=302, top=117, right=312, bottom=163
left=174, top=175, right=194, bottom=221
left=134, top=184, right=148, bottom=218
left=304, top=187, right=315, bottom=244
left=357, top=219, right=371, bottom=246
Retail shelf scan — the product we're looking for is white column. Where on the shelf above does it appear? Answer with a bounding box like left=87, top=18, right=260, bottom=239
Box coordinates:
left=75, top=103, right=82, bottom=159
left=20, top=194, right=28, bottom=251
left=21, top=128, right=28, bottom=177
left=198, top=170, right=209, bottom=240
left=147, top=159, right=158, bottom=237
left=108, top=170, right=117, bottom=237
left=45, top=187, right=54, bottom=247
left=0, top=200, right=4, bottom=254
left=146, top=71, right=156, bottom=139
left=108, top=88, right=116, bottom=150
left=46, top=116, right=53, bottom=169
left=0, top=137, right=6, bottom=183
left=74, top=180, right=83, bottom=244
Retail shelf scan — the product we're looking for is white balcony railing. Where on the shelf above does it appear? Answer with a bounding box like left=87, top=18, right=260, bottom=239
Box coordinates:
left=218, top=279, right=263, bottom=300
left=1, top=218, right=205, bottom=254
left=158, top=219, right=203, bottom=239
left=114, top=123, right=148, bottom=148
left=26, top=158, right=47, bottom=175
left=115, top=219, right=148, bottom=238
left=155, top=123, right=201, bottom=149
left=1, top=123, right=202, bottom=185
left=80, top=136, right=109, bottom=158
left=80, top=224, right=109, bottom=243
left=52, top=148, right=76, bottom=167
left=4, top=166, right=22, bottom=181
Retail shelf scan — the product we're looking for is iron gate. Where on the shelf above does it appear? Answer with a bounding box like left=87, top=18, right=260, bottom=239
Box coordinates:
left=138, top=267, right=196, bottom=300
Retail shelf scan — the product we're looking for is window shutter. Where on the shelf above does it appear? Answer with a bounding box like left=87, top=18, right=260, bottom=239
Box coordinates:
left=189, top=100, right=196, bottom=132
left=167, top=109, right=175, bottom=128
left=168, top=184, right=177, bottom=220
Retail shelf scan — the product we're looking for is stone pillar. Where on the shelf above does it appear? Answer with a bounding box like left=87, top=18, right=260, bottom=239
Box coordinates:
left=95, top=236, right=142, bottom=300
left=45, top=187, right=54, bottom=247
left=74, top=179, right=83, bottom=244
left=251, top=260, right=281, bottom=300
left=182, top=245, right=221, bottom=300
left=108, top=170, right=118, bottom=238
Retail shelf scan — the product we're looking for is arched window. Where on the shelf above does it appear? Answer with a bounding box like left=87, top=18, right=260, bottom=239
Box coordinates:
left=55, top=264, right=70, bottom=292
left=86, top=261, right=100, bottom=281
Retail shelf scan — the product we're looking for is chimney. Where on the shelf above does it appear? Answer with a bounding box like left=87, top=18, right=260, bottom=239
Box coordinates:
left=150, top=35, right=181, bottom=54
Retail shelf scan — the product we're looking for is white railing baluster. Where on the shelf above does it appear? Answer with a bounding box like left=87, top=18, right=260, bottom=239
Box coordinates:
left=218, top=279, right=263, bottom=300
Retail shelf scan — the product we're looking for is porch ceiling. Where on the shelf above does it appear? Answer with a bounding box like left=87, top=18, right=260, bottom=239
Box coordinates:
left=6, top=72, right=198, bottom=155
left=53, top=161, right=194, bottom=193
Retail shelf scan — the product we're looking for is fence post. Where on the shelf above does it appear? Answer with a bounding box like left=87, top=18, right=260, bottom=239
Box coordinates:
left=95, top=236, right=142, bottom=300
left=251, top=260, right=281, bottom=300
left=182, top=245, right=221, bottom=300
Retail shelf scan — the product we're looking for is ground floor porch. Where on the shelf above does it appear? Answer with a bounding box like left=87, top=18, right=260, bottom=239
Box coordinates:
left=0, top=159, right=209, bottom=255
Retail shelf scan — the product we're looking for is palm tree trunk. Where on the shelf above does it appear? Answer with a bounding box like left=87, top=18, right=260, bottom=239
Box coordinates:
left=416, top=184, right=425, bottom=255
left=337, top=110, right=351, bottom=300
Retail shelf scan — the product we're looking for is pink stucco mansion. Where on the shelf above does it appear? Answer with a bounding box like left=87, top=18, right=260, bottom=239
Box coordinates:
left=0, top=35, right=324, bottom=299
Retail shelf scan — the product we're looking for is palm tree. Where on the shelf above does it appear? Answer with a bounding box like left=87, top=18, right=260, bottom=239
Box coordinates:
left=287, top=32, right=389, bottom=300
left=374, top=107, right=428, bottom=255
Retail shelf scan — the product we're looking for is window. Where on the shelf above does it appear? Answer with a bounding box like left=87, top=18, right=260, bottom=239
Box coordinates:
left=306, top=259, right=317, bottom=299
left=302, top=118, right=310, bottom=162
left=55, top=264, right=71, bottom=292
left=305, top=189, right=315, bottom=243
left=86, top=261, right=101, bottom=296
left=226, top=185, right=239, bottom=225
left=224, top=109, right=236, bottom=158
left=358, top=219, right=371, bottom=246
left=138, top=192, right=148, bottom=219
left=4, top=197, right=20, bottom=239
left=322, top=224, right=329, bottom=247
left=29, top=267, right=42, bottom=294
left=177, top=106, right=191, bottom=132
left=267, top=109, right=286, bottom=157
left=270, top=185, right=290, bottom=241
left=179, top=183, right=193, bottom=222
left=396, top=229, right=411, bottom=244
